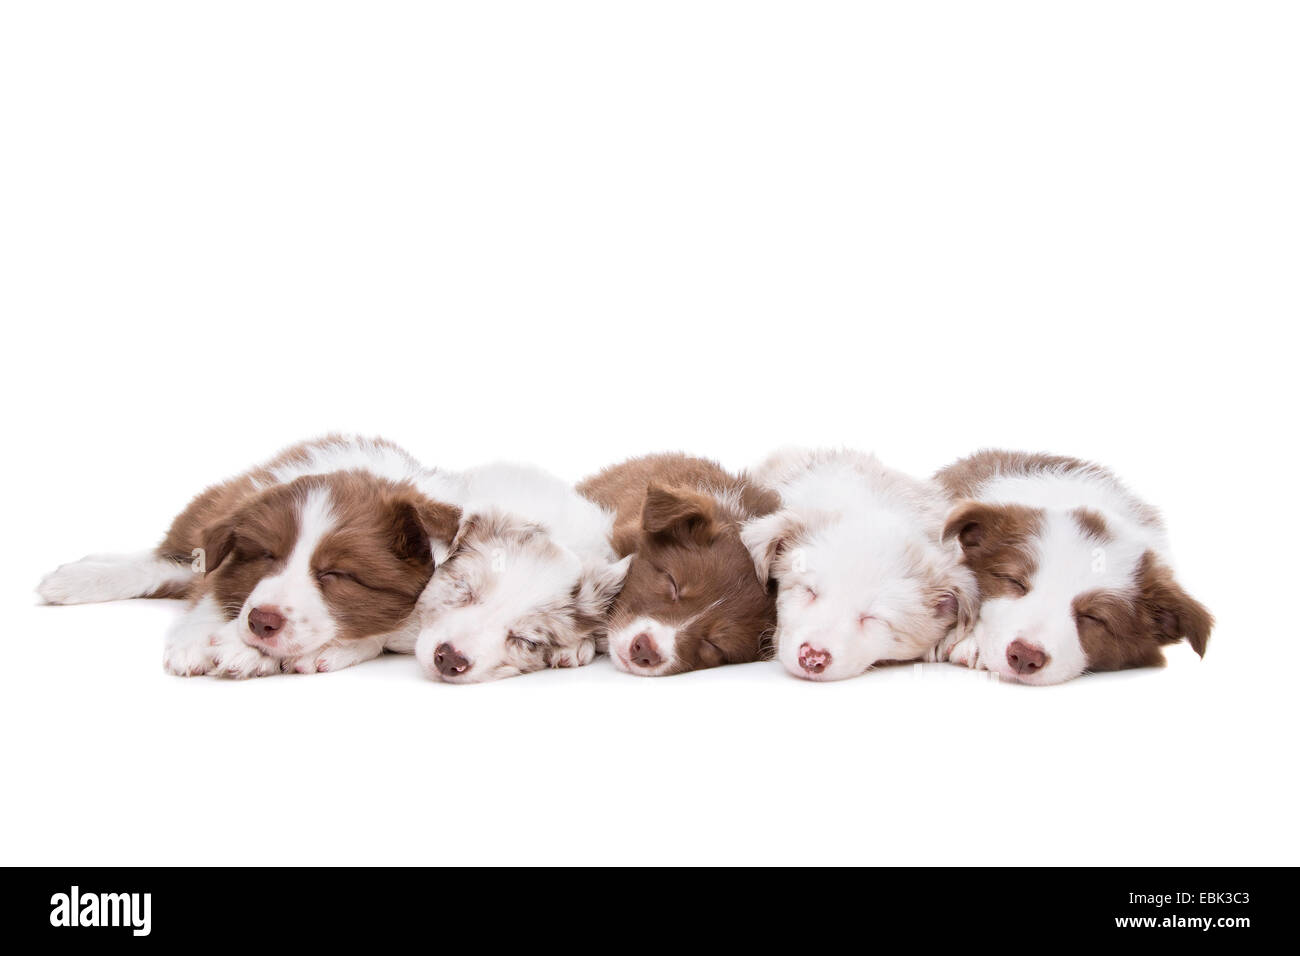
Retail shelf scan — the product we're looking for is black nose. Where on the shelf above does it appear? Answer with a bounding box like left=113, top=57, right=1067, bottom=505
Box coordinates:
left=434, top=642, right=470, bottom=677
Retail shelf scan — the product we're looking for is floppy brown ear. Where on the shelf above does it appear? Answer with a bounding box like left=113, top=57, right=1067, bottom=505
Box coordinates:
left=1137, top=553, right=1213, bottom=658
left=942, top=500, right=996, bottom=550
left=389, top=495, right=462, bottom=566
left=942, top=500, right=1041, bottom=554
left=642, top=483, right=717, bottom=543
left=199, top=515, right=238, bottom=575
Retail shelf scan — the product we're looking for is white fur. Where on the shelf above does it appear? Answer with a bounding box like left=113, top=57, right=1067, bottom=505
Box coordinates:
left=265, top=435, right=427, bottom=487
left=38, top=551, right=193, bottom=604
left=945, top=468, right=1164, bottom=685
left=606, top=615, right=680, bottom=676
left=413, top=463, right=622, bottom=683
left=745, top=448, right=974, bottom=681
left=239, top=487, right=339, bottom=658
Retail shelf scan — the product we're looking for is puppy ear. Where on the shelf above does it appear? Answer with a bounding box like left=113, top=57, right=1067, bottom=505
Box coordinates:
left=942, top=500, right=994, bottom=549
left=574, top=555, right=632, bottom=618
left=1137, top=553, right=1213, bottom=658
left=741, top=510, right=807, bottom=582
left=933, top=568, right=979, bottom=635
left=942, top=500, right=1041, bottom=556
left=199, top=515, right=238, bottom=574
left=447, top=512, right=482, bottom=558
left=642, top=483, right=717, bottom=543
left=389, top=494, right=462, bottom=567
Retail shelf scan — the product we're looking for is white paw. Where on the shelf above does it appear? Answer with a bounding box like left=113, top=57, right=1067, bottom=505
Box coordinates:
left=947, top=636, right=983, bottom=669
left=37, top=561, right=113, bottom=605
left=164, top=640, right=217, bottom=677
left=280, top=652, right=332, bottom=674
left=208, top=642, right=280, bottom=679
left=280, top=644, right=361, bottom=674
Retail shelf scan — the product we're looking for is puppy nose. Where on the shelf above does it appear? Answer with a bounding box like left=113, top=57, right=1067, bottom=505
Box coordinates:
left=798, top=642, right=831, bottom=674
left=629, top=633, right=662, bottom=668
left=434, top=642, right=470, bottom=677
left=248, top=606, right=285, bottom=640
left=1006, top=639, right=1048, bottom=675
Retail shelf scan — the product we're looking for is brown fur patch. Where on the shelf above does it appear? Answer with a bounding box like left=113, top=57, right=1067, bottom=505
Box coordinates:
left=942, top=500, right=1043, bottom=599
left=579, top=454, right=779, bottom=671
left=200, top=473, right=459, bottom=640
left=1071, top=507, right=1111, bottom=542
left=1075, top=551, right=1214, bottom=671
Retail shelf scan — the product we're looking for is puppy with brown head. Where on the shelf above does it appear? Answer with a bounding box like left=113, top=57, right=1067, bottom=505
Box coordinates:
left=934, top=450, right=1213, bottom=684
left=38, top=436, right=461, bottom=677
left=578, top=454, right=779, bottom=675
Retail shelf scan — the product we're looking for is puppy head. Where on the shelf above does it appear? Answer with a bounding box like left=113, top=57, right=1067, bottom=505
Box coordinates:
left=203, top=474, right=460, bottom=658
left=414, top=511, right=628, bottom=683
left=943, top=501, right=1212, bottom=684
left=603, top=483, right=776, bottom=676
left=744, top=507, right=976, bottom=681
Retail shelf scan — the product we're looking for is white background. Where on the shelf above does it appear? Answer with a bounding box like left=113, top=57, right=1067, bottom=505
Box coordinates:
left=1, top=1, right=1295, bottom=866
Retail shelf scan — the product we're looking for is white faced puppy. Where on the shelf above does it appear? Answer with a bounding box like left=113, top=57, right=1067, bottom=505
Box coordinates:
left=934, top=450, right=1213, bottom=684
left=38, top=436, right=461, bottom=678
left=412, top=463, right=628, bottom=683
left=742, top=448, right=976, bottom=681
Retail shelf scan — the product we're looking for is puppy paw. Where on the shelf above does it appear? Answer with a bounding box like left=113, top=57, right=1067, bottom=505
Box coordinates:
left=280, top=653, right=331, bottom=674
left=279, top=644, right=364, bottom=674
left=946, top=636, right=982, bottom=669
left=210, top=643, right=280, bottom=679
left=164, top=640, right=216, bottom=676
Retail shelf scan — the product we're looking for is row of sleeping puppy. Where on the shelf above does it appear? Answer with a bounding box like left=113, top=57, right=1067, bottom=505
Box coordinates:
left=37, top=436, right=1213, bottom=685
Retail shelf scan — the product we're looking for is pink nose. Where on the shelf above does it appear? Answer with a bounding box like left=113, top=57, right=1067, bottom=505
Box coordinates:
left=248, top=606, right=285, bottom=640
left=798, top=643, right=831, bottom=674
left=1006, top=639, right=1048, bottom=675
left=629, top=633, right=662, bottom=668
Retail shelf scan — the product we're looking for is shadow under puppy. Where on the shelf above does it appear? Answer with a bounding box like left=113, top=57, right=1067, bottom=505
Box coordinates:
left=578, top=453, right=779, bottom=676
left=38, top=436, right=461, bottom=677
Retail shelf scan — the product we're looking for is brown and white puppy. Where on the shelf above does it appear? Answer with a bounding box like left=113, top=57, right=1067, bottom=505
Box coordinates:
left=578, top=453, right=779, bottom=676
left=38, top=436, right=461, bottom=678
left=932, top=450, right=1213, bottom=684
left=412, top=462, right=628, bottom=683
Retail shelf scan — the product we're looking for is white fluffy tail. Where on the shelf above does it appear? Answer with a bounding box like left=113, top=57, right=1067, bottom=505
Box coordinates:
left=37, top=551, right=195, bottom=605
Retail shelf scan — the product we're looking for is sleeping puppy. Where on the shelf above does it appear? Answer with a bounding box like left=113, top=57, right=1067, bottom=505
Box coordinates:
left=932, top=449, right=1213, bottom=684
left=411, top=463, right=628, bottom=683
left=38, top=436, right=461, bottom=677
left=742, top=448, right=977, bottom=681
left=577, top=453, right=779, bottom=676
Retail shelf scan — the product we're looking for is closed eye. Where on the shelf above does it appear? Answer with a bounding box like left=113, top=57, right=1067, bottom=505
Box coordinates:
left=992, top=573, right=1029, bottom=595
left=663, top=570, right=680, bottom=602
left=317, top=570, right=357, bottom=585
left=1077, top=613, right=1109, bottom=632
left=797, top=584, right=818, bottom=601
left=508, top=631, right=542, bottom=649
